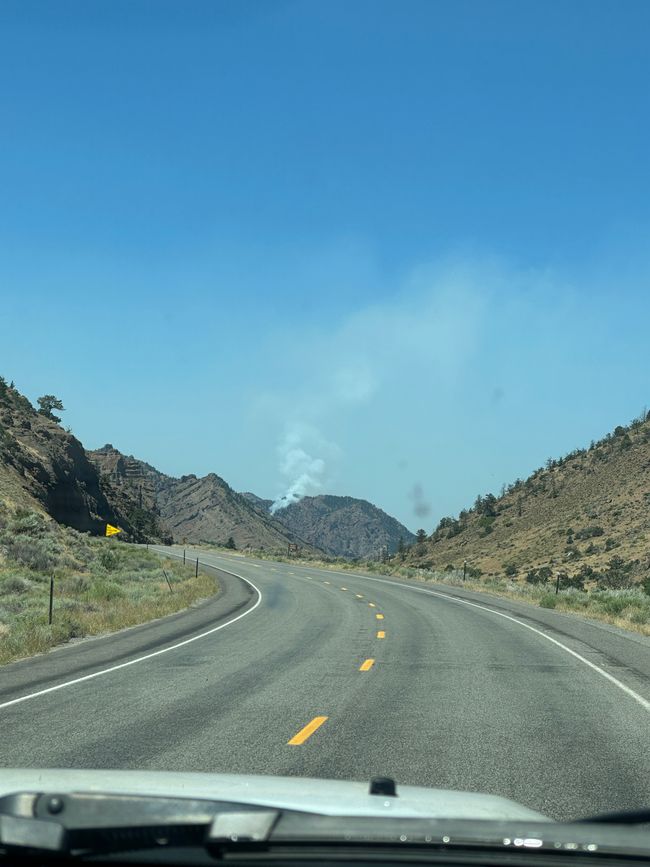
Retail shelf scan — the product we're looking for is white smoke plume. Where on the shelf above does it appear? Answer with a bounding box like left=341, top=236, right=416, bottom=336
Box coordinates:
left=263, top=259, right=486, bottom=518
left=270, top=426, right=328, bottom=513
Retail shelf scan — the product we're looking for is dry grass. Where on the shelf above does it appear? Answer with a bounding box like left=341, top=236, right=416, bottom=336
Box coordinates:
left=0, top=508, right=219, bottom=666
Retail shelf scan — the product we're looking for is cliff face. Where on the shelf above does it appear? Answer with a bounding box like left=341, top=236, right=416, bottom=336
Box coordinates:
left=88, top=446, right=312, bottom=551
left=0, top=381, right=148, bottom=538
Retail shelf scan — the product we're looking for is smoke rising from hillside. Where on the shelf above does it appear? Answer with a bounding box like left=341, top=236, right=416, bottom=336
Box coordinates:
left=265, top=260, right=485, bottom=516
left=270, top=426, right=328, bottom=513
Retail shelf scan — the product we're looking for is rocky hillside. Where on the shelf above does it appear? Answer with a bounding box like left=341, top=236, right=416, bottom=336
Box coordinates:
left=404, top=413, right=650, bottom=588
left=88, top=446, right=313, bottom=552
left=0, top=379, right=157, bottom=540
left=242, top=493, right=416, bottom=559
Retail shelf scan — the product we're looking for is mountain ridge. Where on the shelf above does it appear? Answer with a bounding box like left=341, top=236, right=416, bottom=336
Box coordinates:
left=241, top=492, right=417, bottom=559
left=404, top=411, right=650, bottom=589
left=88, top=445, right=317, bottom=552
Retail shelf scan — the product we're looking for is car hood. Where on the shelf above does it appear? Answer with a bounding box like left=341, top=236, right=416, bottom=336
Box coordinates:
left=0, top=769, right=549, bottom=822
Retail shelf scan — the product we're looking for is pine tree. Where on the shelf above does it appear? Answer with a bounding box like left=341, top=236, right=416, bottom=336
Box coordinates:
left=37, top=395, right=65, bottom=423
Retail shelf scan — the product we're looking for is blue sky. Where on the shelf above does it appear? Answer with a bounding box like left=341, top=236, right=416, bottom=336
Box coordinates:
left=1, top=0, right=650, bottom=531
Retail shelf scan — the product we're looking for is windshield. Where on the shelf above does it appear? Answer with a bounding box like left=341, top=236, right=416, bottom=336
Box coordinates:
left=0, top=0, right=649, bottom=831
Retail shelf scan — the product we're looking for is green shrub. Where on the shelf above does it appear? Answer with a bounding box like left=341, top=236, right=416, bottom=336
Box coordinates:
left=526, top=566, right=552, bottom=585
left=594, top=595, right=630, bottom=616
left=64, top=575, right=90, bottom=594
left=98, top=547, right=119, bottom=572
left=558, top=590, right=590, bottom=610
left=598, top=556, right=635, bottom=590
left=574, top=526, right=604, bottom=540
left=8, top=511, right=49, bottom=536
left=564, top=546, right=581, bottom=560
left=539, top=594, right=557, bottom=609
left=558, top=571, right=585, bottom=591
left=88, top=580, right=125, bottom=601
left=0, top=575, right=31, bottom=595
left=503, top=563, right=517, bottom=577
left=4, top=536, right=58, bottom=572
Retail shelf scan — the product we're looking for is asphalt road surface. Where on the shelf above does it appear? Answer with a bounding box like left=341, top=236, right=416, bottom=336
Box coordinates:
left=1, top=546, right=649, bottom=820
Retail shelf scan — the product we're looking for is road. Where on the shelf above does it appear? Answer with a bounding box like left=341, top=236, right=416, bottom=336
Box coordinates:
left=1, top=546, right=649, bottom=820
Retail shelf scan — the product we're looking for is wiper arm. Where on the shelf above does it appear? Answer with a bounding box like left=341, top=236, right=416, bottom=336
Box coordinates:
left=578, top=808, right=650, bottom=825
left=4, top=789, right=650, bottom=863
left=0, top=791, right=279, bottom=858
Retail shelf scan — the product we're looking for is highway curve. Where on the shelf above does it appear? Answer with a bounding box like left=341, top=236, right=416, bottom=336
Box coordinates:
left=1, top=546, right=649, bottom=820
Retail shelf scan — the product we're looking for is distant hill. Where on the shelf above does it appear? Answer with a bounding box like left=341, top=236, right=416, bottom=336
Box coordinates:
left=89, top=446, right=313, bottom=552
left=0, top=378, right=415, bottom=557
left=0, top=379, right=155, bottom=539
left=242, top=492, right=416, bottom=559
left=404, top=413, right=650, bottom=588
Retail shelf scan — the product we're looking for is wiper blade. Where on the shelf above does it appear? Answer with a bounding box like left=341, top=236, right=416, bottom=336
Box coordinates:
left=3, top=790, right=650, bottom=863
left=0, top=791, right=279, bottom=858
left=578, top=808, right=650, bottom=825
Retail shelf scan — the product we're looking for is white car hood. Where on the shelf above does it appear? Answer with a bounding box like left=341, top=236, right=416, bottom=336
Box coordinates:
left=0, top=769, right=549, bottom=822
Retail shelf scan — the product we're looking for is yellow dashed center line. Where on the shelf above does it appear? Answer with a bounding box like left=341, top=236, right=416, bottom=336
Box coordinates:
left=368, top=603, right=376, bottom=608
left=359, top=658, right=375, bottom=671
left=287, top=716, right=328, bottom=745
left=376, top=613, right=384, bottom=620
left=324, top=581, right=331, bottom=585
left=355, top=594, right=364, bottom=598
left=341, top=587, right=348, bottom=591
left=377, top=630, right=386, bottom=639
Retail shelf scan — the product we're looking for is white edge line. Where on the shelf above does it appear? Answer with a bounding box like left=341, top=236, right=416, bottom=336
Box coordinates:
left=0, top=552, right=263, bottom=712
left=352, top=572, right=650, bottom=712
left=248, top=562, right=650, bottom=714
left=164, top=554, right=650, bottom=713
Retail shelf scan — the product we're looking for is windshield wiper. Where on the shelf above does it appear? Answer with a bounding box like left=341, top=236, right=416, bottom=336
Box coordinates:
left=578, top=808, right=650, bottom=825
left=0, top=792, right=279, bottom=858
left=3, top=790, right=650, bottom=863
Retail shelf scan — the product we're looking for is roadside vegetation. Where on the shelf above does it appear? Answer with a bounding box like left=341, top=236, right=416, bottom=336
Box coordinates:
left=0, top=507, right=219, bottom=665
